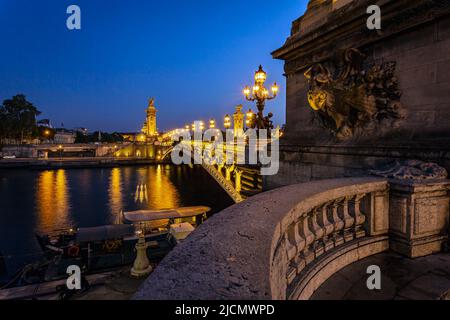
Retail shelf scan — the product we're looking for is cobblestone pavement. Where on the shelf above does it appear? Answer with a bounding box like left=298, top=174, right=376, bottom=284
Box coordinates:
left=311, top=252, right=450, bottom=300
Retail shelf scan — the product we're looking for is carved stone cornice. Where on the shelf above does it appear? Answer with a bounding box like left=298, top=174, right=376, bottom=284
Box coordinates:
left=272, top=0, right=450, bottom=75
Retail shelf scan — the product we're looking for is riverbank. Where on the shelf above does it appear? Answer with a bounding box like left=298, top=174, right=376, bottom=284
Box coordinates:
left=0, top=266, right=148, bottom=300
left=0, top=157, right=169, bottom=169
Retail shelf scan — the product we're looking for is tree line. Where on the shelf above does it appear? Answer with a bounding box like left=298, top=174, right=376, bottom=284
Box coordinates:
left=1, top=94, right=125, bottom=145
left=75, top=131, right=124, bottom=143
left=0, top=94, right=41, bottom=144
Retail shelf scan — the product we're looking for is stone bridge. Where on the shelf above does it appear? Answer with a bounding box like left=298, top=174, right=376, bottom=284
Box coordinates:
left=161, top=142, right=262, bottom=203
left=134, top=177, right=450, bottom=300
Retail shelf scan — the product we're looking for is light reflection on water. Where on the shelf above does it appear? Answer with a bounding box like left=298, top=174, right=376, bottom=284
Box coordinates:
left=34, top=166, right=184, bottom=233
left=0, top=165, right=234, bottom=278
left=36, top=170, right=72, bottom=233
left=108, top=168, right=123, bottom=222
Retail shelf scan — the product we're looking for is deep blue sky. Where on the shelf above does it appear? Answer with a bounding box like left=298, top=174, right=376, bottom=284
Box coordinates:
left=0, top=0, right=308, bottom=132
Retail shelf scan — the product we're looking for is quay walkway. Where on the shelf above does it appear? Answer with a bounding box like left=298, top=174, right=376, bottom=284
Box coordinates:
left=0, top=157, right=162, bottom=169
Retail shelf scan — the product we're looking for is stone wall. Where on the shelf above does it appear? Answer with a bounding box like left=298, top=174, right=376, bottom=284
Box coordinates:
left=1, top=145, right=38, bottom=158
left=268, top=0, right=450, bottom=189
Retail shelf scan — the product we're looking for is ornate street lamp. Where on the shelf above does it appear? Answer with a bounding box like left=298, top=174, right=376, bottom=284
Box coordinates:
left=224, top=114, right=231, bottom=129
left=243, top=65, right=279, bottom=129
left=246, top=108, right=256, bottom=128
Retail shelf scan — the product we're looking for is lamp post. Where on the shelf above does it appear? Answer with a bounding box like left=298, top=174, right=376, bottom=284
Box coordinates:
left=243, top=65, right=279, bottom=129
left=131, top=230, right=152, bottom=278
left=224, top=114, right=231, bottom=130
left=246, top=109, right=256, bottom=128
left=42, top=129, right=50, bottom=142
left=58, top=145, right=63, bottom=159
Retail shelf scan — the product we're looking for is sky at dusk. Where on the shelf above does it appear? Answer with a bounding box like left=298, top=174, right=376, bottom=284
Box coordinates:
left=0, top=0, right=308, bottom=132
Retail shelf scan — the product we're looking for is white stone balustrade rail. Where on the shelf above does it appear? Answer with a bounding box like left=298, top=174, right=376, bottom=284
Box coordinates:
left=272, top=180, right=390, bottom=299
left=134, top=177, right=395, bottom=300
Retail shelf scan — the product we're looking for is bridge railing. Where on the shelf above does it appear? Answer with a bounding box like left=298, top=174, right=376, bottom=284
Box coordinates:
left=134, top=177, right=396, bottom=300
left=162, top=141, right=262, bottom=203
left=134, top=176, right=450, bottom=300
left=201, top=162, right=244, bottom=203
left=271, top=179, right=390, bottom=299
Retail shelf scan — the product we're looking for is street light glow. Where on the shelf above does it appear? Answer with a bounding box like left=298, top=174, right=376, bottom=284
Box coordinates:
left=224, top=114, right=231, bottom=129
left=254, top=65, right=267, bottom=83
left=242, top=65, right=279, bottom=130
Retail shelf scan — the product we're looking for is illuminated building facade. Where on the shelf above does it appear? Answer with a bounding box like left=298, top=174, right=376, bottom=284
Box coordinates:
left=142, top=98, right=158, bottom=138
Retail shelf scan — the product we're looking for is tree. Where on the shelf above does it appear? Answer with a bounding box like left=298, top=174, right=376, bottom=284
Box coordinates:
left=75, top=131, right=89, bottom=143
left=0, top=95, right=41, bottom=144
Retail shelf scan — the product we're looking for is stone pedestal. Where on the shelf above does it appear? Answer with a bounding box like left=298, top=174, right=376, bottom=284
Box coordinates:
left=389, top=180, right=450, bottom=258
left=131, top=234, right=153, bottom=278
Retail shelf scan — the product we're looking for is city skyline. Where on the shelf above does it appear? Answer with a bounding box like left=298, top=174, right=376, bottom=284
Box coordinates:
left=0, top=0, right=308, bottom=132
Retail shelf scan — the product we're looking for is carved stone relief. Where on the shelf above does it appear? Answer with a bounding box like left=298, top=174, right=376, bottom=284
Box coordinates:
left=304, top=48, right=407, bottom=140
left=370, top=160, right=448, bottom=181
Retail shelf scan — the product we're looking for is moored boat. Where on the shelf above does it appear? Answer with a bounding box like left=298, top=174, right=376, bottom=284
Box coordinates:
left=32, top=206, right=211, bottom=282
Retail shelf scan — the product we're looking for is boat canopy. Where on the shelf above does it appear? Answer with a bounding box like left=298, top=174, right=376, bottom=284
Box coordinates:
left=76, top=224, right=135, bottom=242
left=123, top=206, right=211, bottom=223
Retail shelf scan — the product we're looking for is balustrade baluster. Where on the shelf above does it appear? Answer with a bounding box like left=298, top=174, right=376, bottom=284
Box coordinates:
left=285, top=226, right=297, bottom=261
left=319, top=202, right=335, bottom=252
left=293, top=221, right=307, bottom=274
left=342, top=196, right=355, bottom=242
left=330, top=199, right=345, bottom=246
left=310, top=208, right=325, bottom=257
left=285, top=221, right=307, bottom=284
left=284, top=232, right=298, bottom=285
left=353, top=194, right=367, bottom=238
left=299, top=214, right=315, bottom=265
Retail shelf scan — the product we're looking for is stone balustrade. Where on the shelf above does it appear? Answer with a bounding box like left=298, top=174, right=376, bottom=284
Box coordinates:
left=134, top=176, right=450, bottom=300
left=272, top=181, right=390, bottom=299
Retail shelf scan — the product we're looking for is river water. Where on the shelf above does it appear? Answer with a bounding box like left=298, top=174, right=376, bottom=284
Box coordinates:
left=0, top=165, right=234, bottom=281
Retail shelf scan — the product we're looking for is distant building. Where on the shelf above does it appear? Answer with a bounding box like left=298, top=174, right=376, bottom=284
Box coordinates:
left=119, top=132, right=139, bottom=142
left=142, top=98, right=158, bottom=137
left=119, top=99, right=159, bottom=143
left=54, top=129, right=76, bottom=144
left=75, top=127, right=88, bottom=136
left=37, top=119, right=53, bottom=128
